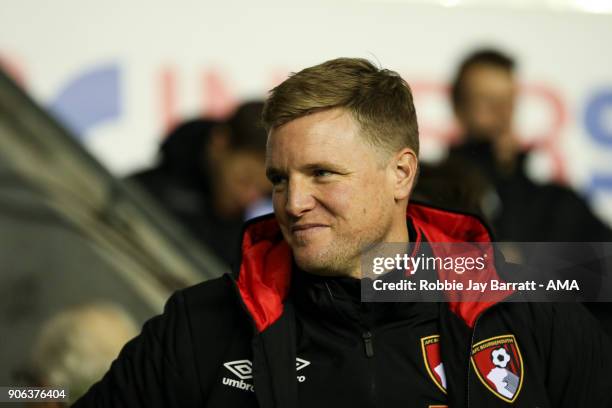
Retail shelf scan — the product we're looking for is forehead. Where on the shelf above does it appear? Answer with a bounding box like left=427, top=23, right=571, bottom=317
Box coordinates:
left=266, top=108, right=368, bottom=164
left=464, top=65, right=515, bottom=94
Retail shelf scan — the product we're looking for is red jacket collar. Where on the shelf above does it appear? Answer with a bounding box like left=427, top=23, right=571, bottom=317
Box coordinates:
left=236, top=202, right=511, bottom=332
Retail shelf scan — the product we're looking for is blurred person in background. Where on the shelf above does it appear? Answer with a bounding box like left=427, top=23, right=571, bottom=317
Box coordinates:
left=437, top=48, right=612, bottom=335
left=24, top=303, right=138, bottom=406
left=412, top=157, right=498, bottom=221
left=445, top=48, right=612, bottom=242
left=129, top=101, right=271, bottom=267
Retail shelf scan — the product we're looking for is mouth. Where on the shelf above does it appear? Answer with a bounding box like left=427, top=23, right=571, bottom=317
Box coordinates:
left=290, top=223, right=329, bottom=235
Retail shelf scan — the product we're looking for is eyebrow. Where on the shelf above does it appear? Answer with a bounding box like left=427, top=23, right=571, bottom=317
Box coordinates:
left=301, top=162, right=350, bottom=174
left=266, top=162, right=350, bottom=179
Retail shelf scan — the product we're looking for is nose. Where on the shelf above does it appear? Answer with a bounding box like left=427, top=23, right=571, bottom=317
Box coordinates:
left=284, top=176, right=315, bottom=218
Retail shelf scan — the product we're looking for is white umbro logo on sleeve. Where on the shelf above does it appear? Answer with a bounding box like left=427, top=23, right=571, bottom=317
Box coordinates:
left=223, top=360, right=253, bottom=380
left=221, top=357, right=312, bottom=392
left=296, top=357, right=310, bottom=371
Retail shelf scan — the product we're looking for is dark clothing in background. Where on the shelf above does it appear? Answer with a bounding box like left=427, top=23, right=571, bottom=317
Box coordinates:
left=447, top=139, right=612, bottom=242
left=444, top=139, right=612, bottom=336
left=128, top=120, right=242, bottom=267
left=130, top=166, right=242, bottom=266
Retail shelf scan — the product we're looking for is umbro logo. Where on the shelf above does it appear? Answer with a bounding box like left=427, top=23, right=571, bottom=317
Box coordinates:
left=295, top=357, right=310, bottom=371
left=221, top=357, right=311, bottom=392
left=223, top=359, right=253, bottom=380
left=295, top=358, right=310, bottom=383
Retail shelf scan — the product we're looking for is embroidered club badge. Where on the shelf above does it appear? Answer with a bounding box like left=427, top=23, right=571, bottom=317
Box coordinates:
left=470, top=334, right=524, bottom=403
left=421, top=335, right=447, bottom=394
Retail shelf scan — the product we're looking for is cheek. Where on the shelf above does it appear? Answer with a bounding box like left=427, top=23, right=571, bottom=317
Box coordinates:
left=321, top=176, right=387, bottom=223
left=272, top=192, right=293, bottom=241
left=319, top=183, right=354, bottom=216
left=356, top=175, right=394, bottom=219
left=272, top=191, right=287, bottom=220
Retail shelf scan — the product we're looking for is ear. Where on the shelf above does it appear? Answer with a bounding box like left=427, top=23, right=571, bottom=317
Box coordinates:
left=391, top=148, right=418, bottom=201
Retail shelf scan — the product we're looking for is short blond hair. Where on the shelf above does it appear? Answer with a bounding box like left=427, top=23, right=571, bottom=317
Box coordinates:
left=262, top=57, right=419, bottom=156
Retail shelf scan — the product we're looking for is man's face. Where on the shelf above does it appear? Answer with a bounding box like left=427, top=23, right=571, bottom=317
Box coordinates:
left=214, top=150, right=271, bottom=218
left=457, top=64, right=516, bottom=140
left=266, top=108, right=398, bottom=277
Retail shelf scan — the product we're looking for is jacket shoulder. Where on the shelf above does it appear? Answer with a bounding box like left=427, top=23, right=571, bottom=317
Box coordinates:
left=179, top=275, right=247, bottom=330
left=484, top=301, right=612, bottom=405
left=178, top=275, right=254, bottom=398
left=73, top=275, right=249, bottom=408
left=181, top=275, right=236, bottom=305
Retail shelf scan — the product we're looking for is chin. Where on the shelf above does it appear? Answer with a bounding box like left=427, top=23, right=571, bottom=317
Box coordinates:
left=292, top=247, right=352, bottom=277
left=289, top=235, right=327, bottom=255
left=292, top=249, right=331, bottom=274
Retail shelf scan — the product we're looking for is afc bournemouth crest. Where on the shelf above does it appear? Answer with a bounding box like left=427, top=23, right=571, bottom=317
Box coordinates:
left=421, top=335, right=447, bottom=393
left=470, top=334, right=523, bottom=403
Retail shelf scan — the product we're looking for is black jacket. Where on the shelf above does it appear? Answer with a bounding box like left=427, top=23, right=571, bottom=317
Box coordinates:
left=128, top=119, right=244, bottom=266
left=447, top=140, right=612, bottom=242
left=73, top=203, right=612, bottom=407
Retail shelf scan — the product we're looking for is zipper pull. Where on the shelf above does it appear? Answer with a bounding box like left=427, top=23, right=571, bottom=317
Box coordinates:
left=362, top=331, right=374, bottom=358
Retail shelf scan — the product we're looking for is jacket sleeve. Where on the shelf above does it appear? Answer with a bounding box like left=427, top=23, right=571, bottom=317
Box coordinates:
left=71, top=290, right=203, bottom=408
left=546, top=302, right=612, bottom=407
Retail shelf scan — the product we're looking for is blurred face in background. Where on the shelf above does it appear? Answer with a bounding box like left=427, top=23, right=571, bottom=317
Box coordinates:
left=455, top=64, right=516, bottom=141
left=212, top=149, right=270, bottom=219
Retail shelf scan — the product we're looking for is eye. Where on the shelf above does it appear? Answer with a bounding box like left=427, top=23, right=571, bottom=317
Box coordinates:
left=268, top=174, right=287, bottom=186
left=313, top=169, right=333, bottom=178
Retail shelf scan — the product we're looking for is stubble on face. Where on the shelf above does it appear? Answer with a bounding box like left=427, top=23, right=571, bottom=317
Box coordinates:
left=291, top=191, right=392, bottom=277
left=266, top=108, right=398, bottom=278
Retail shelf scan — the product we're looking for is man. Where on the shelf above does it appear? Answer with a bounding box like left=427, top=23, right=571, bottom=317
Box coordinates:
left=443, top=49, right=611, bottom=242
left=128, top=101, right=271, bottom=267
left=74, top=58, right=612, bottom=407
left=432, top=49, right=612, bottom=334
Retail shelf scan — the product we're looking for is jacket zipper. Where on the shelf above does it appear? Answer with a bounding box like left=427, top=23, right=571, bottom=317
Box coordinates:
left=362, top=331, right=374, bottom=358
left=362, top=330, right=376, bottom=407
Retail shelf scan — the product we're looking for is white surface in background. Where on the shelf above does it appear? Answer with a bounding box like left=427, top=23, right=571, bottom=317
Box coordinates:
left=0, top=0, right=611, bottom=226
left=363, top=0, right=612, bottom=14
